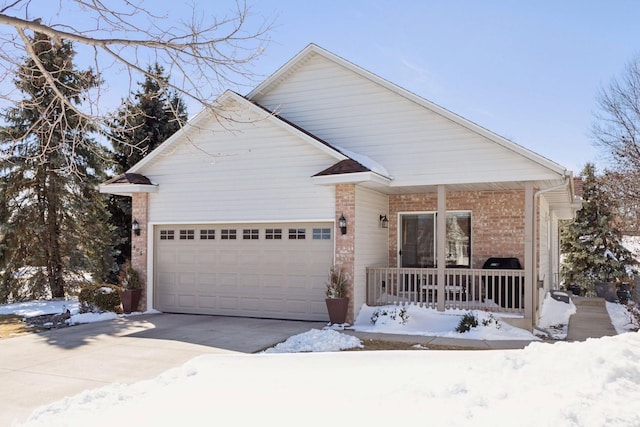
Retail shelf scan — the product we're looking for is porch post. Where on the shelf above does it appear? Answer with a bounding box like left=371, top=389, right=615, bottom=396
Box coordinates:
left=524, top=182, right=535, bottom=329
left=437, top=185, right=446, bottom=311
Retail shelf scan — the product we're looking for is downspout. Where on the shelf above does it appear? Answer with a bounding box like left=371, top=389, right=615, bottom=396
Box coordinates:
left=530, top=175, right=572, bottom=326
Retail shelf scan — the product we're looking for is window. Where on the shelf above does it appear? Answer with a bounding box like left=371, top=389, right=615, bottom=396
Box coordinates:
left=400, top=211, right=471, bottom=268
left=445, top=212, right=471, bottom=267
left=243, top=229, right=259, bottom=240
left=265, top=229, right=282, bottom=240
left=288, top=228, right=306, bottom=240
left=312, top=228, right=331, bottom=240
left=221, top=229, right=237, bottom=240
left=200, top=229, right=215, bottom=240
left=179, top=229, right=195, bottom=240
left=160, top=230, right=175, bottom=240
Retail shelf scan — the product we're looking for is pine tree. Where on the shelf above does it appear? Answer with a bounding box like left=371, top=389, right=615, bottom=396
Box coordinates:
left=107, top=64, right=187, bottom=275
left=0, top=33, right=112, bottom=301
left=561, top=163, right=636, bottom=294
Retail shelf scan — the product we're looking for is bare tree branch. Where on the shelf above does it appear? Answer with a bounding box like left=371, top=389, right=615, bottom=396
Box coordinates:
left=0, top=0, right=272, bottom=163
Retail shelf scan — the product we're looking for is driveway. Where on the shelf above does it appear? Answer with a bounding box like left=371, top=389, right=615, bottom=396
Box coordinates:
left=0, top=313, right=326, bottom=426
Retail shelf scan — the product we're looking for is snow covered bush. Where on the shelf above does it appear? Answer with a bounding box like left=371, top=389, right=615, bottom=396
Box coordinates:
left=370, top=307, right=409, bottom=325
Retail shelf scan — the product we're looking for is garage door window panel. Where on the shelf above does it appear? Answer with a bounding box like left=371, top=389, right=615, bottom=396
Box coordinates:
left=180, top=229, right=195, bottom=240
left=266, top=229, right=282, bottom=240
left=289, top=228, right=306, bottom=240
left=243, top=229, right=259, bottom=240
left=313, top=228, right=331, bottom=240
left=200, top=229, right=215, bottom=240
left=160, top=230, right=175, bottom=240
left=221, top=229, right=237, bottom=240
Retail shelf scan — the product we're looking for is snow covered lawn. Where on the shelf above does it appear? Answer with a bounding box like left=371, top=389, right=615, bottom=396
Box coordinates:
left=2, top=297, right=639, bottom=426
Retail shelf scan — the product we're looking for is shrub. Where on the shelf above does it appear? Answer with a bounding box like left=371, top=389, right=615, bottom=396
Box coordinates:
left=370, top=307, right=410, bottom=325
left=326, top=265, right=349, bottom=298
left=118, top=262, right=141, bottom=290
left=78, top=284, right=121, bottom=313
left=456, top=312, right=478, bottom=333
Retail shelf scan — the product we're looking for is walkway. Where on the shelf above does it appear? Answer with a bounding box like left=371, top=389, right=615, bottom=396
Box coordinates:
left=567, top=297, right=617, bottom=341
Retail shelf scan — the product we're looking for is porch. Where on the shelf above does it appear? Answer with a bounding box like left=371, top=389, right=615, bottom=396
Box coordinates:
left=366, top=267, right=526, bottom=314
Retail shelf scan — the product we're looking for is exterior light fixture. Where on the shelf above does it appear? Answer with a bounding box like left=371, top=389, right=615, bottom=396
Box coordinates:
left=338, top=214, right=347, bottom=235
left=379, top=214, right=389, bottom=229
left=132, top=219, right=141, bottom=236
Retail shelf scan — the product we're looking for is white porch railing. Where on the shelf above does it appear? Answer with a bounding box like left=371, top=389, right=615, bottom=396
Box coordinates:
left=366, top=267, right=526, bottom=313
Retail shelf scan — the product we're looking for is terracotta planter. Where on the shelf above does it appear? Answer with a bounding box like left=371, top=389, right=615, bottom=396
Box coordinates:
left=120, top=289, right=142, bottom=313
left=325, top=297, right=349, bottom=324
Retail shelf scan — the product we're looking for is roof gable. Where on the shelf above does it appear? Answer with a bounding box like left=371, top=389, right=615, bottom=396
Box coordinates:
left=248, top=44, right=569, bottom=181
left=128, top=91, right=349, bottom=175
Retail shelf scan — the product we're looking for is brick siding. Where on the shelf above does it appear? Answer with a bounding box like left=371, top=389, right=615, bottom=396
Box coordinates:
left=388, top=190, right=526, bottom=268
left=335, top=184, right=356, bottom=323
left=131, top=193, right=148, bottom=311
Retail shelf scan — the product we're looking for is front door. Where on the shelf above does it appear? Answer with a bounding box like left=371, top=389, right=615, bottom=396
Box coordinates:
left=400, top=213, right=436, bottom=268
left=399, top=212, right=471, bottom=268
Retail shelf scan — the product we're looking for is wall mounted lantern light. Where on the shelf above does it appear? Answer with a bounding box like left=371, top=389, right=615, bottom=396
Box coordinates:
left=379, top=214, right=389, bottom=229
left=132, top=219, right=141, bottom=236
left=338, top=214, right=347, bottom=235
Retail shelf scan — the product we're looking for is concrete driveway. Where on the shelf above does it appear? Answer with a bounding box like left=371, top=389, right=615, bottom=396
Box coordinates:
left=0, top=313, right=326, bottom=426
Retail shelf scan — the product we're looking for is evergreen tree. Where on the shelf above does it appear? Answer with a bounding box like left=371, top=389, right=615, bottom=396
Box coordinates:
left=0, top=33, right=112, bottom=301
left=561, top=163, right=636, bottom=294
left=107, top=64, right=187, bottom=275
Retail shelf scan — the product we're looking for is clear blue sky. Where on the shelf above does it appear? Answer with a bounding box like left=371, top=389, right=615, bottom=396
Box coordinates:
left=220, top=0, right=639, bottom=174
left=31, top=1, right=640, bottom=174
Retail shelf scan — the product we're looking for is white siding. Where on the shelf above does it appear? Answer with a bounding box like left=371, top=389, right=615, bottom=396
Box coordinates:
left=354, top=187, right=389, bottom=315
left=139, top=102, right=337, bottom=223
left=253, top=53, right=561, bottom=186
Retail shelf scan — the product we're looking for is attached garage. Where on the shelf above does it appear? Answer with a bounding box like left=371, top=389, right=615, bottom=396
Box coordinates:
left=154, top=223, right=334, bottom=321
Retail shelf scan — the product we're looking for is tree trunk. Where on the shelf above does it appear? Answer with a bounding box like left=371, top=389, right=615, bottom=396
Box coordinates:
left=45, top=169, right=65, bottom=298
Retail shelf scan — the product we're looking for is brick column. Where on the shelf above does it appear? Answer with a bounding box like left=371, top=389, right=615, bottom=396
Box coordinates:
left=131, top=193, right=149, bottom=311
left=335, top=184, right=356, bottom=323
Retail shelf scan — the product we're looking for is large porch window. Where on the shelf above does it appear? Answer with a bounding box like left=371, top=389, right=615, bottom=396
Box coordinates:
left=400, top=211, right=471, bottom=268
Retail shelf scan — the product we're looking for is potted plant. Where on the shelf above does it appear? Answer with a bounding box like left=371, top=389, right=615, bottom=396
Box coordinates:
left=119, top=262, right=142, bottom=313
left=325, top=265, right=350, bottom=325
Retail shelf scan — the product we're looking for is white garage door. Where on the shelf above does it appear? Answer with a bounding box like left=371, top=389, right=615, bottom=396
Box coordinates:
left=154, top=223, right=334, bottom=321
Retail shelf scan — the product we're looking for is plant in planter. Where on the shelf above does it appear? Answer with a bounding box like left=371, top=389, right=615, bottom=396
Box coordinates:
left=119, top=262, right=142, bottom=313
left=325, top=265, right=350, bottom=325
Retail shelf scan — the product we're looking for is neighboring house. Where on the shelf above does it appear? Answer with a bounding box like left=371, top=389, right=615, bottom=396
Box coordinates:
left=100, top=44, right=581, bottom=330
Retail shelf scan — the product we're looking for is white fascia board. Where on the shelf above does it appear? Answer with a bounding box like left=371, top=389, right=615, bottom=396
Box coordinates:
left=98, top=184, right=158, bottom=195
left=312, top=171, right=392, bottom=186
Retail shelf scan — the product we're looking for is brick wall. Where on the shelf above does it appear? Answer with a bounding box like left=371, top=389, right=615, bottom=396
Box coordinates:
left=131, top=193, right=148, bottom=311
left=389, top=190, right=526, bottom=268
left=335, top=184, right=356, bottom=323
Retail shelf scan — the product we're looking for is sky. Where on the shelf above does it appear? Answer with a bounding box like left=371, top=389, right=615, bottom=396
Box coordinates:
left=193, top=0, right=640, bottom=174
left=246, top=1, right=640, bottom=174
left=7, top=1, right=639, bottom=174
left=4, top=296, right=640, bottom=426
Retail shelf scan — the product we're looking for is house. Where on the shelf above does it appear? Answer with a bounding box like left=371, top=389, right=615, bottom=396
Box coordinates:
left=100, top=44, right=581, bottom=331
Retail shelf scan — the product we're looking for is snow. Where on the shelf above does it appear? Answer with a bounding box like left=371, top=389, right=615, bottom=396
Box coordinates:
left=606, top=301, right=640, bottom=334
left=351, top=304, right=540, bottom=341
left=334, top=144, right=391, bottom=178
left=2, top=298, right=640, bottom=426
left=0, top=298, right=139, bottom=325
left=537, top=292, right=577, bottom=339
left=264, top=328, right=363, bottom=353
